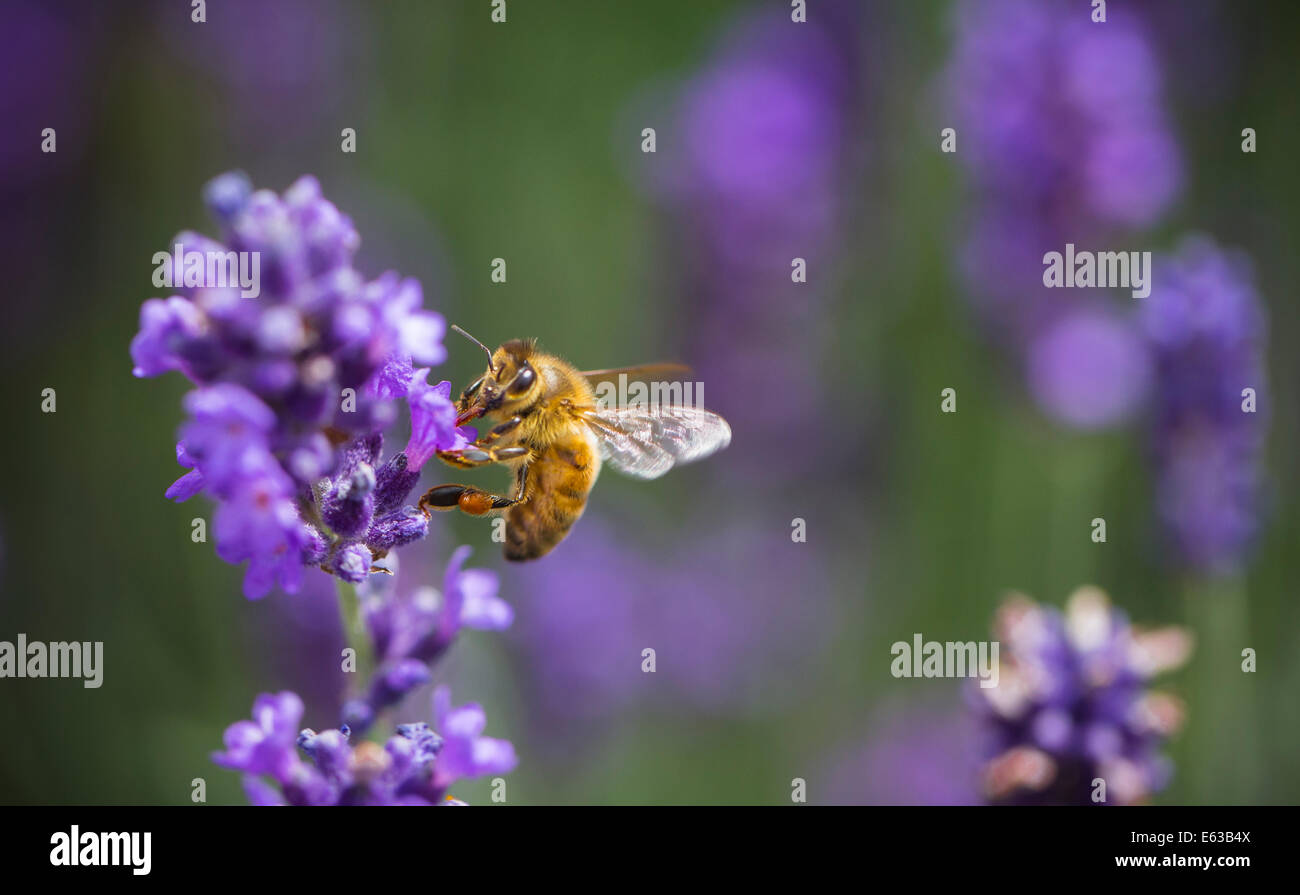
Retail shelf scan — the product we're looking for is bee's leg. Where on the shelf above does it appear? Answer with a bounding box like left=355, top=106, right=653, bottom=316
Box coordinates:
left=418, top=464, right=531, bottom=518
left=435, top=444, right=529, bottom=469
left=474, top=416, right=522, bottom=446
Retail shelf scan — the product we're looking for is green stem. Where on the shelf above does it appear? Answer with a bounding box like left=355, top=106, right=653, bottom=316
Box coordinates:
left=1182, top=574, right=1260, bottom=804
left=335, top=577, right=374, bottom=696
left=1046, top=434, right=1107, bottom=598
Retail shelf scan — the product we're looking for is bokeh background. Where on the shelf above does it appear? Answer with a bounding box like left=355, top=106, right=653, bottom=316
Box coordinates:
left=1, top=0, right=1297, bottom=805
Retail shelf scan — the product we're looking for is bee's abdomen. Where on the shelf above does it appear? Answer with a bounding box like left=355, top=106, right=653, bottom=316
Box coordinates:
left=504, top=435, right=599, bottom=562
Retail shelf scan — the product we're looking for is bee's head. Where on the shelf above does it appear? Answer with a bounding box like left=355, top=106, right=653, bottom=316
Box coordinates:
left=452, top=327, right=543, bottom=424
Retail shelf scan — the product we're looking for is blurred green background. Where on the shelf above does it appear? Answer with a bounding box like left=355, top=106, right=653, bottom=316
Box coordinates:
left=1, top=0, right=1297, bottom=805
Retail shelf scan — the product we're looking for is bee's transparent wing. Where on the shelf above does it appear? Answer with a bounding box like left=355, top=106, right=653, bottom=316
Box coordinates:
left=581, top=405, right=732, bottom=480
left=581, top=363, right=692, bottom=384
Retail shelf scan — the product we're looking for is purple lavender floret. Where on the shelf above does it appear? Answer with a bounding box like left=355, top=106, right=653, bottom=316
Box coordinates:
left=1139, top=237, right=1269, bottom=574
left=132, top=173, right=467, bottom=597
left=404, top=373, right=474, bottom=471
left=344, top=548, right=512, bottom=732
left=216, top=688, right=514, bottom=806
left=131, top=173, right=447, bottom=418
left=820, top=703, right=978, bottom=805
left=364, top=547, right=511, bottom=666
left=430, top=686, right=518, bottom=790
left=971, top=589, right=1191, bottom=805
left=212, top=690, right=304, bottom=782
left=300, top=425, right=472, bottom=584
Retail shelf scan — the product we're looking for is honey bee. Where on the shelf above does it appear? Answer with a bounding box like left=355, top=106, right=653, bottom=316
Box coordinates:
left=418, top=326, right=732, bottom=561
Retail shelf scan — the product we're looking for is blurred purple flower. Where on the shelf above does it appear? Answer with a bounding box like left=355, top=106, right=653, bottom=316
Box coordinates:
left=212, top=462, right=309, bottom=599
left=0, top=2, right=99, bottom=187
left=509, top=516, right=831, bottom=726
left=950, top=0, right=1181, bottom=234
left=1131, top=0, right=1237, bottom=108
left=1028, top=305, right=1152, bottom=429
left=164, top=443, right=206, bottom=502
left=250, top=570, right=346, bottom=720
left=637, top=4, right=866, bottom=465
left=820, top=703, right=978, bottom=805
left=178, top=384, right=280, bottom=492
left=0, top=3, right=108, bottom=350
left=971, top=588, right=1191, bottom=805
left=155, top=0, right=366, bottom=145
left=948, top=0, right=1182, bottom=380
left=1140, top=237, right=1268, bottom=574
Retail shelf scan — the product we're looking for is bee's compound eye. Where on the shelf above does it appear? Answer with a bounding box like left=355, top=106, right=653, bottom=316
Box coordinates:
left=508, top=364, right=535, bottom=395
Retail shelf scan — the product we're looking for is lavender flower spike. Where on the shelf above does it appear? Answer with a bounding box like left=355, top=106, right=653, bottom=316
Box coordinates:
left=215, top=688, right=517, bottom=805
left=1140, top=236, right=1269, bottom=574
left=947, top=0, right=1182, bottom=360
left=131, top=171, right=458, bottom=597
left=347, top=548, right=511, bottom=732
left=972, top=588, right=1192, bottom=805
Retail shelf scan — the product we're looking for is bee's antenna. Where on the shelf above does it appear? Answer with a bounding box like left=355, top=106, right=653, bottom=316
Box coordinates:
left=450, top=325, right=497, bottom=373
